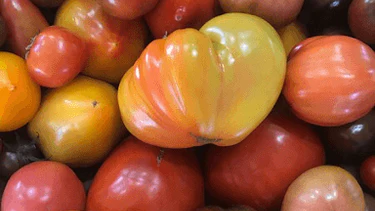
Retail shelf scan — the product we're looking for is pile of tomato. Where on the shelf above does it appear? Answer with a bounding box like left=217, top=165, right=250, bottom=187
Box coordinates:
left=0, top=0, right=375, bottom=210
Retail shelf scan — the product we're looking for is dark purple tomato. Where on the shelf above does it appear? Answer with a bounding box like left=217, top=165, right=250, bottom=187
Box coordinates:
left=0, top=128, right=44, bottom=179
left=321, top=110, right=375, bottom=164
left=298, top=0, right=353, bottom=36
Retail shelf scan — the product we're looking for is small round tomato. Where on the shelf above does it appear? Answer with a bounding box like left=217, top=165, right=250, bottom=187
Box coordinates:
left=97, top=0, right=159, bottom=20
left=26, top=26, right=88, bottom=88
left=86, top=136, right=205, bottom=211
left=28, top=76, right=126, bottom=167
left=205, top=113, right=325, bottom=211
left=361, top=156, right=375, bottom=190
left=0, top=52, right=41, bottom=132
left=1, top=161, right=86, bottom=211
left=283, top=36, right=375, bottom=126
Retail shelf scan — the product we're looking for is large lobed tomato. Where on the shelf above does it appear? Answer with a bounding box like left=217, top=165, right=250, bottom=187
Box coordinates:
left=55, top=0, right=148, bottom=84
left=26, top=26, right=88, bottom=88
left=118, top=13, right=286, bottom=148
left=1, top=161, right=86, bottom=211
left=0, top=52, right=41, bottom=132
left=204, top=113, right=325, bottom=211
left=86, top=136, right=205, bottom=211
left=283, top=35, right=375, bottom=126
left=28, top=76, right=126, bottom=167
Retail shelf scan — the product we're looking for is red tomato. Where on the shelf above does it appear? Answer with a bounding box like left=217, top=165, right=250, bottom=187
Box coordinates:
left=360, top=156, right=375, bottom=190
left=145, top=0, right=216, bottom=38
left=0, top=0, right=48, bottom=57
left=26, top=26, right=88, bottom=88
left=283, top=36, right=375, bottom=126
left=86, top=136, right=205, bottom=211
left=97, top=0, right=159, bottom=20
left=1, top=161, right=86, bottom=211
left=205, top=113, right=325, bottom=211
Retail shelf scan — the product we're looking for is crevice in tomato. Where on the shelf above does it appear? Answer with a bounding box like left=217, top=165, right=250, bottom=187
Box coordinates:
left=190, top=133, right=222, bottom=144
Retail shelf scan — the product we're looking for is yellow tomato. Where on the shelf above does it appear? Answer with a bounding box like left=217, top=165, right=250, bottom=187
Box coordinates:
left=28, top=76, right=126, bottom=167
left=278, top=22, right=307, bottom=56
left=118, top=13, right=286, bottom=148
left=0, top=52, right=41, bottom=132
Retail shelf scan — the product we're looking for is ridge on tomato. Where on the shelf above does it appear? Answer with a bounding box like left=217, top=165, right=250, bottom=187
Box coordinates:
left=118, top=13, right=286, bottom=148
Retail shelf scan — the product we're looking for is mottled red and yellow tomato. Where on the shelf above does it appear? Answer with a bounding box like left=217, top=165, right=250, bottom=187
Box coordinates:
left=118, top=13, right=286, bottom=148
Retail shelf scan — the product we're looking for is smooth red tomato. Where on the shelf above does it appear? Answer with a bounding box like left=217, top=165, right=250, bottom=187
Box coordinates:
left=86, top=136, right=205, bottom=211
left=205, top=113, right=325, bottom=211
left=1, top=161, right=86, bottom=211
left=361, top=156, right=375, bottom=190
left=145, top=0, right=216, bottom=38
left=0, top=0, right=48, bottom=57
left=26, top=26, right=88, bottom=88
left=97, top=0, right=159, bottom=20
left=283, top=35, right=375, bottom=126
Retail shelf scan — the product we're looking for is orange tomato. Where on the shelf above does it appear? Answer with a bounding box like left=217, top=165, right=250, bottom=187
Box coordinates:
left=118, top=13, right=286, bottom=148
left=55, top=0, right=148, bottom=84
left=0, top=52, right=41, bottom=132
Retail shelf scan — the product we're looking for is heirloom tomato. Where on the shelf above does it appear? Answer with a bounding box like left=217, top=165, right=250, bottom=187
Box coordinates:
left=360, top=156, right=375, bottom=191
left=28, top=76, right=126, bottom=167
left=118, top=13, right=286, bottom=148
left=26, top=26, right=88, bottom=88
left=1, top=161, right=86, bottom=211
left=0, top=0, right=48, bottom=57
left=145, top=0, right=216, bottom=38
left=55, top=0, right=148, bottom=84
left=97, top=0, right=159, bottom=20
left=283, top=36, right=375, bottom=126
left=86, top=136, right=204, bottom=211
left=204, top=113, right=325, bottom=211
left=0, top=52, right=41, bottom=132
left=281, top=166, right=365, bottom=211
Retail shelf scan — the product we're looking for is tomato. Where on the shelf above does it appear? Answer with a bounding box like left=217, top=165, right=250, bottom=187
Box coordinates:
left=277, top=22, right=307, bottom=57
left=283, top=36, right=375, bottom=126
left=118, top=13, right=286, bottom=148
left=55, top=0, right=148, bottom=84
left=86, top=136, right=204, bottom=211
left=30, top=0, right=65, bottom=7
left=321, top=110, right=375, bottom=164
left=26, top=26, right=88, bottom=88
left=204, top=113, right=325, bottom=211
left=0, top=0, right=48, bottom=57
left=361, top=156, right=375, bottom=190
left=97, top=0, right=159, bottom=20
left=1, top=161, right=86, bottom=211
left=145, top=0, right=216, bottom=38
left=348, top=0, right=375, bottom=44
left=219, top=0, right=304, bottom=29
left=281, top=165, right=365, bottom=211
left=28, top=76, right=126, bottom=167
left=0, top=52, right=41, bottom=132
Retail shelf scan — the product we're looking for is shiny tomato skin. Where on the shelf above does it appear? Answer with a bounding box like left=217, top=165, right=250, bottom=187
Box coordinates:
left=145, top=0, right=216, bottom=38
left=0, top=0, right=48, bottom=57
left=283, top=35, right=375, bottom=126
left=205, top=114, right=325, bottom=211
left=26, top=26, right=88, bottom=88
left=1, top=161, right=86, bottom=211
left=97, top=0, right=159, bottom=20
left=361, top=156, right=375, bottom=190
left=86, top=136, right=205, bottom=211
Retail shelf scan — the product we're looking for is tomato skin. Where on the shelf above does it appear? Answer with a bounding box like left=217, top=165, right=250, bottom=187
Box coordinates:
left=360, top=156, right=375, bottom=190
left=118, top=13, right=286, bottom=148
left=281, top=166, right=365, bottom=211
left=0, top=52, right=41, bottom=132
left=55, top=0, right=147, bottom=84
left=283, top=35, right=375, bottom=126
left=28, top=76, right=126, bottom=167
left=0, top=0, right=48, bottom=57
left=97, top=0, right=159, bottom=20
left=204, top=114, right=325, bottom=211
left=145, top=0, right=216, bottom=38
left=1, top=161, right=86, bottom=211
left=86, top=136, right=204, bottom=211
left=26, top=26, right=88, bottom=88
